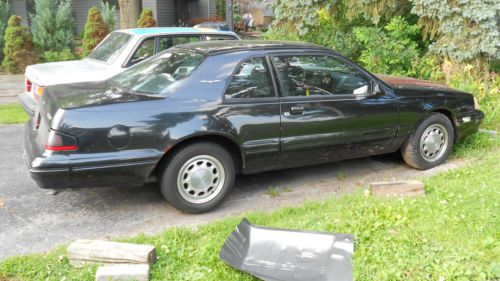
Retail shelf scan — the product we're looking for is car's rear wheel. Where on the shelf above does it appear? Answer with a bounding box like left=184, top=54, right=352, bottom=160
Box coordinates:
left=159, top=142, right=235, bottom=213
left=401, top=113, right=454, bottom=170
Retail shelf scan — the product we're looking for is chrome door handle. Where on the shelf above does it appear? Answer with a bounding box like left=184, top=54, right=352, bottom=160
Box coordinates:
left=290, top=105, right=304, bottom=115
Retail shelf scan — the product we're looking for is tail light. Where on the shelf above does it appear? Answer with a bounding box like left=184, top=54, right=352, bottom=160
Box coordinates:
left=45, top=130, right=78, bottom=151
left=34, top=85, right=45, bottom=101
left=25, top=79, right=32, bottom=93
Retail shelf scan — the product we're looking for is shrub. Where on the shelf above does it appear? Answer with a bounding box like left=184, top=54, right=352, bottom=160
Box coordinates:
left=101, top=1, right=117, bottom=31
left=1, top=15, right=36, bottom=73
left=41, top=49, right=77, bottom=63
left=353, top=16, right=421, bottom=75
left=137, top=8, right=156, bottom=28
left=30, top=0, right=74, bottom=52
left=0, top=0, right=10, bottom=61
left=82, top=7, right=109, bottom=57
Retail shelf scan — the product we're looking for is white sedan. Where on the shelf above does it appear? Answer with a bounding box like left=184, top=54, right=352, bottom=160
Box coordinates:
left=20, top=27, right=240, bottom=115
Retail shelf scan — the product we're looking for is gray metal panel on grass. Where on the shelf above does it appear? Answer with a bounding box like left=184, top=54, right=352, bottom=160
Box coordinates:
left=220, top=218, right=355, bottom=281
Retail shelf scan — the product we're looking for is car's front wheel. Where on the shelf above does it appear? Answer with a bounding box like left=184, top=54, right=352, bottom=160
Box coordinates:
left=159, top=142, right=235, bottom=213
left=401, top=113, right=454, bottom=170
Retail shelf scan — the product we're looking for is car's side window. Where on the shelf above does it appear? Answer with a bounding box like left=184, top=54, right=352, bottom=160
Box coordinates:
left=224, top=57, right=275, bottom=99
left=128, top=37, right=156, bottom=66
left=272, top=55, right=371, bottom=97
left=158, top=36, right=201, bottom=52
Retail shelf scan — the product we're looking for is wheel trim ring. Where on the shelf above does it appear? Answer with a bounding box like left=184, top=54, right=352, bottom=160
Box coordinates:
left=176, top=155, right=226, bottom=204
left=419, top=123, right=449, bottom=162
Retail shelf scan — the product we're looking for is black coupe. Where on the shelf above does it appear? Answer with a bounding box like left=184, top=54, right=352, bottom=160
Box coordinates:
left=24, top=41, right=484, bottom=213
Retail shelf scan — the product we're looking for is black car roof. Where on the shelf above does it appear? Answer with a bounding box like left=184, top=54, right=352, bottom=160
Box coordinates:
left=175, top=40, right=332, bottom=55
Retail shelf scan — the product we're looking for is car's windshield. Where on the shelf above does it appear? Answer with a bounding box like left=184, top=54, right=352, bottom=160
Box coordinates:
left=87, top=32, right=132, bottom=63
left=110, top=50, right=205, bottom=95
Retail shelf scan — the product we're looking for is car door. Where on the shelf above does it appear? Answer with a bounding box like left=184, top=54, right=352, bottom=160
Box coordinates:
left=220, top=56, right=281, bottom=174
left=271, top=52, right=399, bottom=168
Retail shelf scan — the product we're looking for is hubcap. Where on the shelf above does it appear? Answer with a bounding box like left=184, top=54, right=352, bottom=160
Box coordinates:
left=420, top=124, right=448, bottom=162
left=177, top=155, right=225, bottom=204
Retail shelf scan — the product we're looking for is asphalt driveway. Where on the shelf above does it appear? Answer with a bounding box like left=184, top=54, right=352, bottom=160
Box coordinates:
left=0, top=124, right=466, bottom=260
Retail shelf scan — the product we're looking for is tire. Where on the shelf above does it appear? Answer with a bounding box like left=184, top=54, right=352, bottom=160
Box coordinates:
left=401, top=113, right=454, bottom=170
left=159, top=142, right=235, bottom=213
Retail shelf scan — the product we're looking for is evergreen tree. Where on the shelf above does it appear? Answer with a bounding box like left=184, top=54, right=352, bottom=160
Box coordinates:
left=2, top=15, right=36, bottom=73
left=101, top=1, right=117, bottom=31
left=137, top=8, right=156, bottom=28
left=0, top=0, right=10, bottom=61
left=30, top=0, right=74, bottom=52
left=82, top=7, right=109, bottom=56
left=411, top=0, right=500, bottom=62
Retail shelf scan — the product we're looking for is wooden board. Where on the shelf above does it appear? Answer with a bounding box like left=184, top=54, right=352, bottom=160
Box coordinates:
left=370, top=180, right=425, bottom=197
left=68, top=239, right=156, bottom=267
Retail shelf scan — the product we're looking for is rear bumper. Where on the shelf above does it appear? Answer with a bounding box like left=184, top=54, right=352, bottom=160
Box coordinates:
left=23, top=121, right=161, bottom=189
left=456, top=109, right=484, bottom=141
left=19, top=91, right=36, bottom=116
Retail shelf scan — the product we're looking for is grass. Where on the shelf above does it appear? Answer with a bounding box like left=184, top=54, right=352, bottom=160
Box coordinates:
left=0, top=103, right=28, bottom=125
left=0, top=139, right=499, bottom=280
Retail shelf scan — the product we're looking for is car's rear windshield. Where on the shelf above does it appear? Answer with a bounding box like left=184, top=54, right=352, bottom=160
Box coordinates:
left=109, top=49, right=205, bottom=95
left=87, top=32, right=131, bottom=63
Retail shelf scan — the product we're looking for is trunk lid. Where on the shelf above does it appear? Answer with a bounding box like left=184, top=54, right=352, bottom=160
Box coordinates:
left=40, top=82, right=159, bottom=125
left=25, top=59, right=121, bottom=87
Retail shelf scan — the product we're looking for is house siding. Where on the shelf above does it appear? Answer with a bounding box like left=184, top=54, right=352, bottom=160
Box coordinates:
left=11, top=0, right=28, bottom=26
left=142, top=0, right=157, bottom=20
left=157, top=0, right=175, bottom=26
left=198, top=0, right=216, bottom=19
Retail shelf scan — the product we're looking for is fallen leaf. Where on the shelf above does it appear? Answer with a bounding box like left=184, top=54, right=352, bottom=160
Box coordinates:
left=0, top=198, right=5, bottom=208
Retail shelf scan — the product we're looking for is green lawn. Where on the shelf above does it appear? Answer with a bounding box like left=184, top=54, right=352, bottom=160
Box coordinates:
left=0, top=103, right=28, bottom=125
left=0, top=135, right=498, bottom=280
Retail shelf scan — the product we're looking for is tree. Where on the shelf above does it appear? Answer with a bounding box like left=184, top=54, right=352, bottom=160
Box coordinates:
left=30, top=0, right=74, bottom=52
left=411, top=0, right=500, bottom=62
left=137, top=8, right=156, bottom=27
left=0, top=0, right=10, bottom=61
left=82, top=7, right=109, bottom=56
left=101, top=1, right=117, bottom=31
left=118, top=0, right=140, bottom=29
left=2, top=15, right=36, bottom=73
left=353, top=16, right=421, bottom=75
left=271, top=0, right=409, bottom=36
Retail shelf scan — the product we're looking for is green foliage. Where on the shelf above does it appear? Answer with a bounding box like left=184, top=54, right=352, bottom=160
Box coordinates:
left=82, top=7, right=109, bottom=57
left=30, top=0, right=74, bottom=52
left=343, top=0, right=412, bottom=25
left=354, top=16, right=421, bottom=75
left=411, top=0, right=500, bottom=62
left=1, top=15, right=36, bottom=74
left=272, top=0, right=330, bottom=36
left=444, top=64, right=500, bottom=131
left=0, top=0, right=11, bottom=61
left=41, top=48, right=77, bottom=63
left=100, top=1, right=117, bottom=31
left=1, top=152, right=499, bottom=280
left=303, top=9, right=363, bottom=59
left=216, top=0, right=226, bottom=19
left=137, top=8, right=156, bottom=28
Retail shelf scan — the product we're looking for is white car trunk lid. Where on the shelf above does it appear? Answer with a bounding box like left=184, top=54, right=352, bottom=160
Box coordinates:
left=25, top=59, right=121, bottom=87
